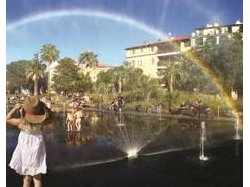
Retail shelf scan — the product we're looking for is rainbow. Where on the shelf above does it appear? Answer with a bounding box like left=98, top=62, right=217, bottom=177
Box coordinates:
left=6, top=9, right=240, bottom=118
left=7, top=9, right=166, bottom=38
left=185, top=50, right=239, bottom=119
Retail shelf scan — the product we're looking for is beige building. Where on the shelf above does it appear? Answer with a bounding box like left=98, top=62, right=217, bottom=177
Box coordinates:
left=125, top=21, right=243, bottom=79
left=48, top=61, right=112, bottom=94
left=191, top=21, right=243, bottom=47
left=125, top=36, right=190, bottom=79
left=78, top=62, right=112, bottom=82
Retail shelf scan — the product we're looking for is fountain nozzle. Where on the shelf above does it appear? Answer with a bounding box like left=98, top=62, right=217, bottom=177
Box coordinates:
left=127, top=148, right=138, bottom=159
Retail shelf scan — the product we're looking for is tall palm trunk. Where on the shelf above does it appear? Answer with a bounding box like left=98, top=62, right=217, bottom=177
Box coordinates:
left=169, top=74, right=174, bottom=93
left=118, top=77, right=122, bottom=94
left=47, top=70, right=51, bottom=97
left=33, top=78, right=39, bottom=96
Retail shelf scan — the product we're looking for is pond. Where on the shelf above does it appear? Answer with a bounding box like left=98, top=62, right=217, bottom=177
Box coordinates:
left=6, top=111, right=243, bottom=187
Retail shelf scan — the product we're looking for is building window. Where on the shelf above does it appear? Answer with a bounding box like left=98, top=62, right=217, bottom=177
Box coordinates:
left=195, top=38, right=203, bottom=46
left=215, top=28, right=220, bottom=34
left=206, top=36, right=216, bottom=46
left=221, top=27, right=228, bottom=34
left=219, top=35, right=229, bottom=45
left=184, top=40, right=191, bottom=47
left=239, top=25, right=243, bottom=32
left=141, top=48, right=144, bottom=53
left=150, top=46, right=154, bottom=52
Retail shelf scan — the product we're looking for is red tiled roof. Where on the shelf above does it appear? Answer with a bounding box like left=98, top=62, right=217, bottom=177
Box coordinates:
left=97, top=62, right=111, bottom=68
left=169, top=36, right=190, bottom=42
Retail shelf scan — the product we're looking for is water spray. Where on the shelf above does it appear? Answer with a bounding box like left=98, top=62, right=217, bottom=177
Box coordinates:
left=199, top=121, right=209, bottom=161
left=127, top=148, right=139, bottom=159
left=233, top=116, right=241, bottom=140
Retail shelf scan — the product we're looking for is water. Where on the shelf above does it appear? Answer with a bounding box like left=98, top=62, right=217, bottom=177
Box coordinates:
left=233, top=116, right=242, bottom=140
left=199, top=121, right=209, bottom=161
left=6, top=111, right=242, bottom=170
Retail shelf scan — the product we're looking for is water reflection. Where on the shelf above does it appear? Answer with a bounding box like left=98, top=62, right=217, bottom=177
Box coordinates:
left=65, top=121, right=96, bottom=147
left=6, top=111, right=240, bottom=170
left=65, top=131, right=75, bottom=146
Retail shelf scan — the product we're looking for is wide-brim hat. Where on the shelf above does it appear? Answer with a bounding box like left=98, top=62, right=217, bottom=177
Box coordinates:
left=22, top=96, right=48, bottom=124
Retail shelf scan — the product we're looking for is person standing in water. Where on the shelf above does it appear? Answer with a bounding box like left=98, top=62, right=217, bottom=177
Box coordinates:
left=74, top=108, right=83, bottom=132
left=6, top=96, right=51, bottom=187
left=66, top=109, right=75, bottom=131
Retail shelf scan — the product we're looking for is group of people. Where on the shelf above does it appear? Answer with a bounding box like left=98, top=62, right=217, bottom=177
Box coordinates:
left=71, top=97, right=90, bottom=108
left=66, top=107, right=84, bottom=132
left=108, top=95, right=124, bottom=111
left=171, top=98, right=212, bottom=118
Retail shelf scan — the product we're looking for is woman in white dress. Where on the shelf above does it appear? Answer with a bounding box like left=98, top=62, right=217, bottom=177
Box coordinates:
left=6, top=96, right=51, bottom=187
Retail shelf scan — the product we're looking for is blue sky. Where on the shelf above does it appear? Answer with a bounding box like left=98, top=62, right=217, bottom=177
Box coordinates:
left=6, top=0, right=243, bottom=66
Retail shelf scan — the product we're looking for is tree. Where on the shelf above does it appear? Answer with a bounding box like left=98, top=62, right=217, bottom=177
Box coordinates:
left=40, top=44, right=60, bottom=95
left=52, top=57, right=93, bottom=94
left=95, top=66, right=164, bottom=104
left=191, top=33, right=243, bottom=95
left=7, top=60, right=33, bottom=93
left=175, top=55, right=217, bottom=93
left=113, top=68, right=127, bottom=94
left=26, top=54, right=44, bottom=96
left=78, top=51, right=98, bottom=68
left=158, top=56, right=182, bottom=93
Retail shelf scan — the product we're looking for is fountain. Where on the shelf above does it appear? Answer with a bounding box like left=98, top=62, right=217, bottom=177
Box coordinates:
left=233, top=116, right=241, bottom=140
left=199, top=121, right=209, bottom=161
left=127, top=148, right=139, bottom=159
left=108, top=113, right=167, bottom=160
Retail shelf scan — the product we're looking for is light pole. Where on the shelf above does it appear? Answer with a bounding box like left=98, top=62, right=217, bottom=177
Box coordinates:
left=216, top=94, right=221, bottom=117
left=33, top=53, right=39, bottom=96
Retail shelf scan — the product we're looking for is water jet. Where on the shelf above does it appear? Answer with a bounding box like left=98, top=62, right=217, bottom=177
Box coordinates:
left=233, top=116, right=241, bottom=140
left=199, top=121, right=209, bottom=161
left=127, top=148, right=139, bottom=159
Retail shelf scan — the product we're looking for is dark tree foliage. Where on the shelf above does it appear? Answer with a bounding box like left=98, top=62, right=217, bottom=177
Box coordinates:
left=52, top=57, right=93, bottom=94
left=7, top=60, right=33, bottom=93
left=95, top=66, right=164, bottom=102
left=192, top=33, right=243, bottom=95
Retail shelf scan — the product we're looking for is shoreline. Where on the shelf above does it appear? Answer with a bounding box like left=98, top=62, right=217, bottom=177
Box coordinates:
left=51, top=106, right=236, bottom=122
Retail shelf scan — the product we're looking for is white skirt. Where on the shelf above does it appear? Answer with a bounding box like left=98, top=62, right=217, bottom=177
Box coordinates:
left=9, top=131, right=47, bottom=176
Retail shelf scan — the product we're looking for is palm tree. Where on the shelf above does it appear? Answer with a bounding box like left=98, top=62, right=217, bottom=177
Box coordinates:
left=40, top=44, right=60, bottom=96
left=158, top=56, right=182, bottom=93
left=78, top=51, right=98, bottom=68
left=113, top=69, right=127, bottom=95
left=26, top=54, right=44, bottom=96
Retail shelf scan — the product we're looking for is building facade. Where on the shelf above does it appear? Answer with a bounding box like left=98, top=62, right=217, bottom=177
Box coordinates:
left=125, top=21, right=243, bottom=79
left=48, top=61, right=112, bottom=94
left=78, top=62, right=112, bottom=82
left=191, top=21, right=243, bottom=47
left=125, top=37, right=190, bottom=79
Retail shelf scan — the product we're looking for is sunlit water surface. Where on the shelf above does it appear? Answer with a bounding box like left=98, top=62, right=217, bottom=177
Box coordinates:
left=6, top=111, right=241, bottom=171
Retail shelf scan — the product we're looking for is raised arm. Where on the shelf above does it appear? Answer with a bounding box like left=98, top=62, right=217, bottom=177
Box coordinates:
left=6, top=103, right=22, bottom=126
